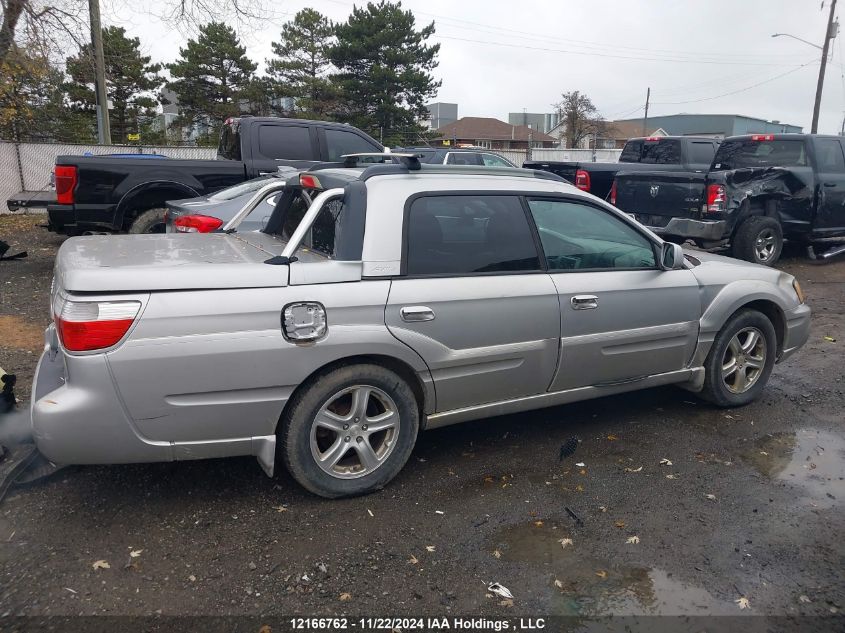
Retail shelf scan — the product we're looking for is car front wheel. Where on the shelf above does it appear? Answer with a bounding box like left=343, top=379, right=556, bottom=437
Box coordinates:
left=278, top=364, right=420, bottom=498
left=700, top=309, right=777, bottom=407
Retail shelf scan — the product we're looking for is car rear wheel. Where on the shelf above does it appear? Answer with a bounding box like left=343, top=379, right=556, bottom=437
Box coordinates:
left=128, top=208, right=168, bottom=234
left=278, top=364, right=419, bottom=498
left=732, top=216, right=783, bottom=266
left=699, top=309, right=777, bottom=407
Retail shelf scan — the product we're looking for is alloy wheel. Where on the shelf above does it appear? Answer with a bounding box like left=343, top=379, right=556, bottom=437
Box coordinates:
left=754, top=229, right=777, bottom=262
left=309, top=385, right=400, bottom=479
left=721, top=327, right=767, bottom=394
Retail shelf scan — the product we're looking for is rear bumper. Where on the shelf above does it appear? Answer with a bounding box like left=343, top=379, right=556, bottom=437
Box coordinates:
left=638, top=216, right=727, bottom=241
left=30, top=325, right=172, bottom=465
left=779, top=303, right=811, bottom=363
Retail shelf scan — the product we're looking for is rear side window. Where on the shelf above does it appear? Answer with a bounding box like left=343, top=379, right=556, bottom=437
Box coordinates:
left=640, top=140, right=681, bottom=164
left=280, top=193, right=346, bottom=257
left=405, top=195, right=540, bottom=275
left=815, top=139, right=845, bottom=173
left=712, top=139, right=807, bottom=170
left=446, top=152, right=483, bottom=165
left=218, top=120, right=241, bottom=160
left=258, top=125, right=313, bottom=160
left=688, top=141, right=717, bottom=165
left=482, top=153, right=515, bottom=167
left=325, top=129, right=381, bottom=161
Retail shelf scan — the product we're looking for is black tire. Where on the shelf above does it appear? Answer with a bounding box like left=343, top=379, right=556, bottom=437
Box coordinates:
left=128, top=208, right=168, bottom=234
left=731, top=216, right=783, bottom=266
left=699, top=309, right=777, bottom=407
left=278, top=364, right=419, bottom=498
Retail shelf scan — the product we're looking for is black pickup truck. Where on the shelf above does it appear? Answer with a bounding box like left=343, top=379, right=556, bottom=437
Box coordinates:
left=613, top=134, right=845, bottom=265
left=37, top=117, right=383, bottom=234
left=524, top=136, right=718, bottom=200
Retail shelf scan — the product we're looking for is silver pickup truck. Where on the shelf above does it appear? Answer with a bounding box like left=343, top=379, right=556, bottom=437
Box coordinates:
left=31, top=159, right=811, bottom=497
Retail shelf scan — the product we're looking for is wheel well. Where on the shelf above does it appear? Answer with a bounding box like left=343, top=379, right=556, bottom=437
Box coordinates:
left=731, top=198, right=781, bottom=239
left=735, top=299, right=786, bottom=355
left=119, top=186, right=197, bottom=229
left=276, top=354, right=428, bottom=431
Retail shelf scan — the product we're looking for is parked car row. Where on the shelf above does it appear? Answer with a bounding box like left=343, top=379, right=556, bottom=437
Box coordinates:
left=30, top=154, right=810, bottom=498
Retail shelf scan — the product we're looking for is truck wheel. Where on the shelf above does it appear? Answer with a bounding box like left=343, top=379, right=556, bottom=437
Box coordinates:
left=699, top=309, right=777, bottom=408
left=278, top=364, right=420, bottom=498
left=128, top=208, right=167, bottom=234
left=732, top=216, right=783, bottom=266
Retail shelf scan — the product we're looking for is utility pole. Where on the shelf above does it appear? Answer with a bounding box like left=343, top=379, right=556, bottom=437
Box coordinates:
left=812, top=0, right=838, bottom=134
left=642, top=87, right=650, bottom=136
left=89, top=0, right=111, bottom=144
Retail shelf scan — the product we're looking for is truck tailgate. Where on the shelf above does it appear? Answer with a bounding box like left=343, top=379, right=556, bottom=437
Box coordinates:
left=615, top=171, right=706, bottom=228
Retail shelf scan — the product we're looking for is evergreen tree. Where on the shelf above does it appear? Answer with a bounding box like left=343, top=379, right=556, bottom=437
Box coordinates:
left=266, top=8, right=336, bottom=119
left=0, top=45, right=92, bottom=142
left=65, top=26, right=164, bottom=143
left=330, top=1, right=440, bottom=145
left=167, top=21, right=259, bottom=142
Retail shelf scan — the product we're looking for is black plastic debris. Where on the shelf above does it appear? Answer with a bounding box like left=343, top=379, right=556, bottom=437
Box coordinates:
left=1, top=374, right=16, bottom=413
left=559, top=436, right=579, bottom=461
left=0, top=240, right=27, bottom=261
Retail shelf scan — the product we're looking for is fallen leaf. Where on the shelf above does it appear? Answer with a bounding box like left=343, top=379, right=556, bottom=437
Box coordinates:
left=483, top=476, right=494, bottom=483
left=607, top=434, right=618, bottom=441
left=598, top=506, right=608, bottom=512
left=367, top=509, right=374, bottom=517
left=575, top=484, right=584, bottom=492
left=408, top=554, right=419, bottom=565
left=824, top=336, right=836, bottom=342
left=554, top=579, right=563, bottom=588
left=129, top=550, right=143, bottom=558
left=799, top=595, right=811, bottom=604
left=499, top=598, right=514, bottom=607
left=487, top=583, right=514, bottom=600
left=259, top=626, right=272, bottom=633
left=624, top=466, right=643, bottom=473
left=188, top=574, right=196, bottom=582
left=493, top=549, right=502, bottom=559
left=705, top=494, right=717, bottom=501
left=626, top=535, right=640, bottom=544
left=595, top=570, right=608, bottom=579
left=735, top=597, right=750, bottom=610
left=534, top=520, right=544, bottom=527
left=339, top=592, right=352, bottom=602
left=615, top=521, right=626, bottom=529
left=558, top=538, right=574, bottom=548
left=425, top=545, right=435, bottom=552
left=575, top=462, right=586, bottom=467
left=666, top=474, right=679, bottom=480
left=659, top=458, right=673, bottom=466
left=759, top=451, right=768, bottom=456
left=435, top=510, right=445, bottom=515
left=92, top=560, right=110, bottom=570
left=272, top=505, right=288, bottom=513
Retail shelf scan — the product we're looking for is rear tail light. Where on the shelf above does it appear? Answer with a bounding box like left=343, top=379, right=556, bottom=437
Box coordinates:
left=610, top=181, right=617, bottom=205
left=174, top=214, right=223, bottom=233
left=751, top=134, right=774, bottom=141
left=706, top=184, right=726, bottom=213
left=574, top=169, right=591, bottom=192
left=54, top=165, right=77, bottom=205
left=53, top=297, right=140, bottom=351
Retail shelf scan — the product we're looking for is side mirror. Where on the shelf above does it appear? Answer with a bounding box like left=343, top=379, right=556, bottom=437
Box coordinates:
left=660, top=242, right=685, bottom=270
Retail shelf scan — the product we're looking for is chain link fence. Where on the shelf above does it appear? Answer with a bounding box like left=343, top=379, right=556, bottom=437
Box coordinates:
left=0, top=141, right=216, bottom=213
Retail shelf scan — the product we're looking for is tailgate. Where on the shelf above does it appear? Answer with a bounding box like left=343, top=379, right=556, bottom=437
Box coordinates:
left=523, top=161, right=578, bottom=184
left=615, top=171, right=705, bottom=226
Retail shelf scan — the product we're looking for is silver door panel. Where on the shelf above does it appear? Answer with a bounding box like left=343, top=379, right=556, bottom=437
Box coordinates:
left=549, top=269, right=700, bottom=390
left=385, top=275, right=561, bottom=411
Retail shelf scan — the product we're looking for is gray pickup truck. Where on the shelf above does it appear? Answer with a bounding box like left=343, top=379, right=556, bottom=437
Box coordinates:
left=31, top=160, right=810, bottom=497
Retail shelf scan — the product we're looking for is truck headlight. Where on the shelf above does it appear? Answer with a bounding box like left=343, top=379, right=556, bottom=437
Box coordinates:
left=283, top=302, right=327, bottom=343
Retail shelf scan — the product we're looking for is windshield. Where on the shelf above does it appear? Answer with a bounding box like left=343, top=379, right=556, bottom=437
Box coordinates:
left=208, top=176, right=274, bottom=202
left=712, top=139, right=808, bottom=170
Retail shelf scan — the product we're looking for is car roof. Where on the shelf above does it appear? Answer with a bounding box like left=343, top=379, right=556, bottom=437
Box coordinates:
left=306, top=163, right=566, bottom=185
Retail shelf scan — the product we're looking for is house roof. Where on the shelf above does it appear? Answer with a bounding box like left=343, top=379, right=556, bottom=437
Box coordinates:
left=603, top=119, right=663, bottom=140
left=435, top=117, right=556, bottom=142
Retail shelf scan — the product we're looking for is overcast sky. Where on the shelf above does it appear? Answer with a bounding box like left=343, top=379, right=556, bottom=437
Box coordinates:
left=104, top=0, right=843, bottom=133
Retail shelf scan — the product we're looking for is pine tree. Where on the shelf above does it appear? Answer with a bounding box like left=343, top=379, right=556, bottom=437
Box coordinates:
left=266, top=8, right=336, bottom=119
left=65, top=26, right=164, bottom=143
left=167, top=21, right=259, bottom=142
left=330, top=1, right=440, bottom=145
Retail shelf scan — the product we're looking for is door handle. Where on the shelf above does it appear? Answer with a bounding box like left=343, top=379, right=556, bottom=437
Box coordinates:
left=400, top=306, right=436, bottom=322
left=824, top=182, right=837, bottom=187
left=571, top=295, right=598, bottom=310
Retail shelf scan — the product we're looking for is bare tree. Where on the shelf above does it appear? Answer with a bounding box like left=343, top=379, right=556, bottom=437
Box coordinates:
left=553, top=90, right=607, bottom=149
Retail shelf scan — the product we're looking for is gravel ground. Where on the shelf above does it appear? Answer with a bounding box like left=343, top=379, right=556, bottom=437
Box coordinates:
left=0, top=215, right=843, bottom=631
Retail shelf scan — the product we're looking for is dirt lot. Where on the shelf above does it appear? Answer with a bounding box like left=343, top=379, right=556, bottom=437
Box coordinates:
left=1, top=215, right=843, bottom=630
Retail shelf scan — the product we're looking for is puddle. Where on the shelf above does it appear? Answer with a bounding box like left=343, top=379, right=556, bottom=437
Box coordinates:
left=741, top=429, right=845, bottom=508
left=492, top=522, right=737, bottom=616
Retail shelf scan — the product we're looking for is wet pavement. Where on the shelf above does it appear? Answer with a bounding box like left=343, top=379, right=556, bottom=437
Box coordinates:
left=0, top=216, right=843, bottom=630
